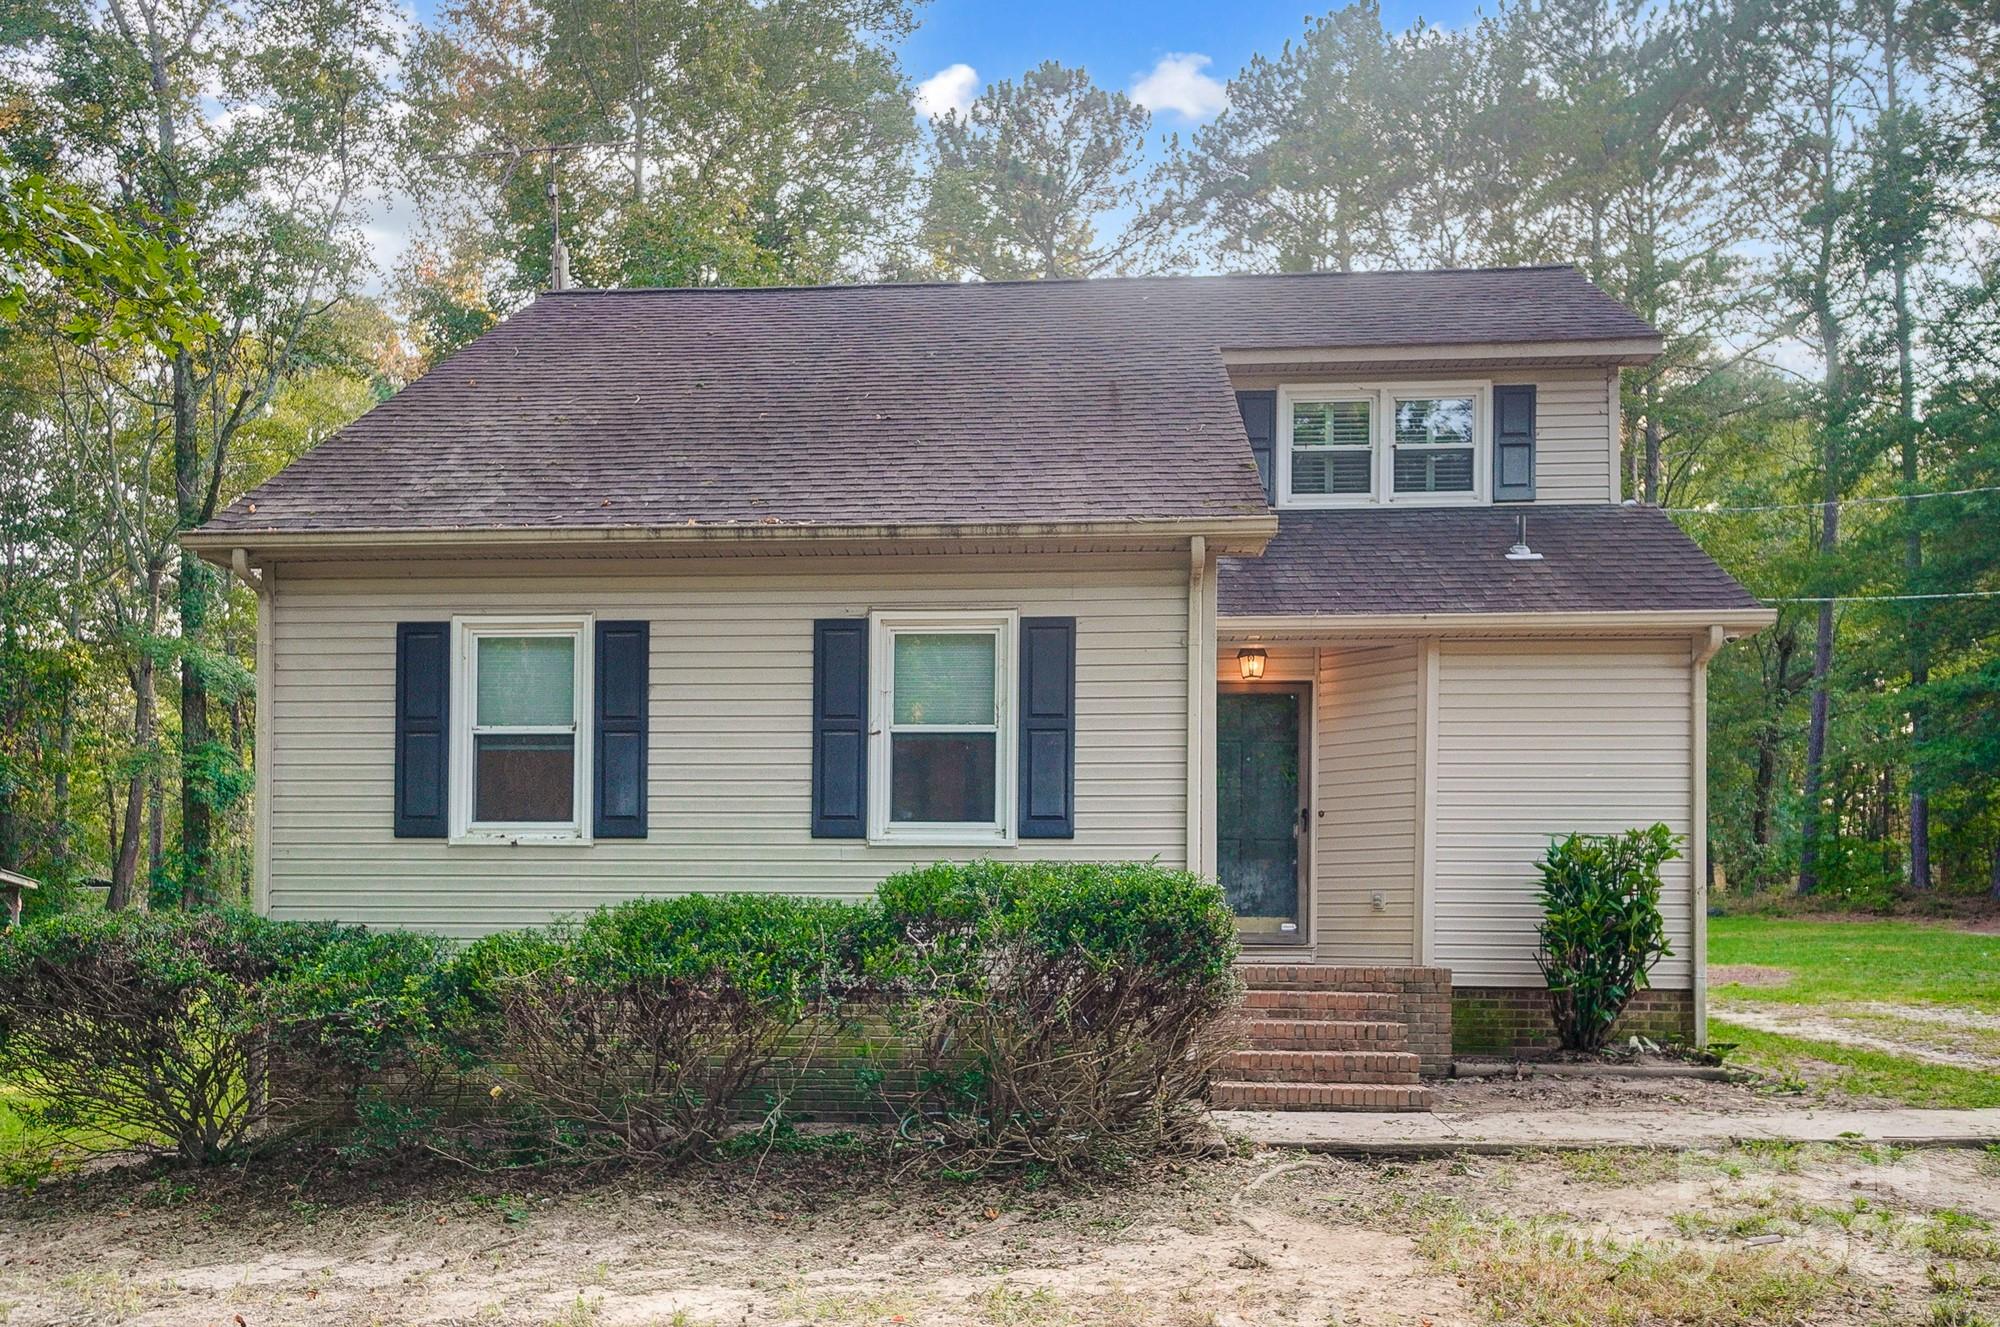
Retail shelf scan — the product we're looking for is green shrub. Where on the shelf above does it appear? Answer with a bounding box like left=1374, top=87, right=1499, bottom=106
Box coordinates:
left=876, top=861, right=1240, bottom=1173
left=462, top=894, right=872, bottom=1161
left=1534, top=825, right=1681, bottom=1052
left=263, top=926, right=486, bottom=1145
left=0, top=909, right=332, bottom=1164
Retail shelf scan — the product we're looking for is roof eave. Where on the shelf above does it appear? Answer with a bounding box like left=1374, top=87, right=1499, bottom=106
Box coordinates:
left=183, top=513, right=1281, bottom=564
left=1219, top=335, right=1665, bottom=368
left=1218, top=607, right=1776, bottom=638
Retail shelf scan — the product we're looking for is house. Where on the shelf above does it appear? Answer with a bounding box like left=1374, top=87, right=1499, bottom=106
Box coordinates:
left=186, top=266, right=1772, bottom=1110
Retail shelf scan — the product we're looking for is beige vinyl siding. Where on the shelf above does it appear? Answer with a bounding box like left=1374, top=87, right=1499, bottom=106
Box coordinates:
left=1313, top=643, right=1421, bottom=963
left=1233, top=365, right=1619, bottom=506
left=266, top=553, right=1189, bottom=936
left=1530, top=368, right=1620, bottom=504
left=1431, top=638, right=1695, bottom=988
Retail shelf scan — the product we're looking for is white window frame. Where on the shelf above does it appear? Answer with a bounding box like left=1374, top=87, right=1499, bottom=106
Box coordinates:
left=1277, top=381, right=1493, bottom=509
left=867, top=610, right=1018, bottom=848
left=449, top=614, right=594, bottom=845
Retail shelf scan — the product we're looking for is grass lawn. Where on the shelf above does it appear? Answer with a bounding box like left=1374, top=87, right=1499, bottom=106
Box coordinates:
left=1709, top=915, right=2000, bottom=1109
left=1708, top=915, right=2000, bottom=1012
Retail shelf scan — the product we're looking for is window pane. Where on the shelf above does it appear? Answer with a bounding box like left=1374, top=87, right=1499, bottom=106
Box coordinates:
left=890, top=732, right=997, bottom=823
left=474, top=733, right=575, bottom=822
left=1393, top=397, right=1474, bottom=447
left=1292, top=400, right=1371, bottom=448
left=1291, top=449, right=1372, bottom=496
left=892, top=633, right=995, bottom=726
left=476, top=636, right=574, bottom=726
left=1393, top=446, right=1475, bottom=493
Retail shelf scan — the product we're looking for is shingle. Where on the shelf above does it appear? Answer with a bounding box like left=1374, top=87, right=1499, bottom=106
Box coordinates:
left=1217, top=505, right=1763, bottom=616
left=199, top=266, right=1657, bottom=536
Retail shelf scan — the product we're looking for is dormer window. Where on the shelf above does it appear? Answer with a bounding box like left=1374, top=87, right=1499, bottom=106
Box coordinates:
left=1278, top=382, right=1491, bottom=507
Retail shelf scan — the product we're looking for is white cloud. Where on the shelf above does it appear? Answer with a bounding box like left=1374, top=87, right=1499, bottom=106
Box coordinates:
left=914, top=63, right=979, bottom=121
left=1131, top=52, right=1228, bottom=121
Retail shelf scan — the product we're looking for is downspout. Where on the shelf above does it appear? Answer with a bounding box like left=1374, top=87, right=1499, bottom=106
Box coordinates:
left=1186, top=536, right=1208, bottom=876
left=235, top=549, right=273, bottom=916
left=1690, top=625, right=1725, bottom=1047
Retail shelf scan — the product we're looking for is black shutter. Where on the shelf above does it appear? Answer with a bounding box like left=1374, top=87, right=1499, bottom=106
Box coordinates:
left=394, top=622, right=449, bottom=838
left=1017, top=616, right=1077, bottom=839
left=1236, top=390, right=1278, bottom=504
left=812, top=619, right=869, bottom=838
left=1493, top=384, right=1537, bottom=502
left=594, top=620, right=649, bottom=838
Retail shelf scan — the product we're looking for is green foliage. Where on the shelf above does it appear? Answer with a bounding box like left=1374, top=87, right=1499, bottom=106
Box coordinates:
left=0, top=910, right=485, bottom=1164
left=0, top=909, right=303, bottom=1163
left=876, top=861, right=1240, bottom=1173
left=264, top=926, right=486, bottom=1137
left=1534, top=825, right=1681, bottom=1053
left=918, top=61, right=1165, bottom=280
left=460, top=894, right=880, bottom=1162
left=0, top=155, right=210, bottom=352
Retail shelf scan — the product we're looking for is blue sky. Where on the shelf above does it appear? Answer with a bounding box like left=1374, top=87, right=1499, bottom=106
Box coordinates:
left=903, top=0, right=1483, bottom=127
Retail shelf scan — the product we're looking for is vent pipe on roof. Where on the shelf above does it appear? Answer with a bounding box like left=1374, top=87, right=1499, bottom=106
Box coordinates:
left=1505, top=512, right=1544, bottom=562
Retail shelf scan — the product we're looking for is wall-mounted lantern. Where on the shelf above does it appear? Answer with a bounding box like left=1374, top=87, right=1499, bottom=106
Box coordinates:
left=1237, top=647, right=1268, bottom=681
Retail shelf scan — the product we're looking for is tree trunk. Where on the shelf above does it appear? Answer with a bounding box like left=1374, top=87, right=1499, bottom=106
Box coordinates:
left=1642, top=381, right=1663, bottom=506
left=1796, top=42, right=1845, bottom=897
left=1883, top=13, right=1929, bottom=890
left=174, top=352, right=214, bottom=907
left=109, top=651, right=156, bottom=911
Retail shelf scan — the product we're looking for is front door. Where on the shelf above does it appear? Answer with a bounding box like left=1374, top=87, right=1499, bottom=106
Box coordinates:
left=1216, top=686, right=1307, bottom=943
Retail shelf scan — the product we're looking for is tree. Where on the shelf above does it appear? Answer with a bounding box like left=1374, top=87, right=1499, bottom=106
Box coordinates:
left=1746, top=0, right=1873, bottom=894
left=6, top=0, right=397, bottom=904
left=1170, top=2, right=1411, bottom=273
left=401, top=0, right=918, bottom=302
left=917, top=61, right=1163, bottom=280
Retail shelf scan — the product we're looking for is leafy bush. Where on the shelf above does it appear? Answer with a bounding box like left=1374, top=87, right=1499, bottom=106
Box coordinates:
left=263, top=926, right=486, bottom=1145
left=0, top=909, right=335, bottom=1164
left=876, top=861, right=1240, bottom=1173
left=1534, top=825, right=1682, bottom=1052
left=462, top=894, right=871, bottom=1162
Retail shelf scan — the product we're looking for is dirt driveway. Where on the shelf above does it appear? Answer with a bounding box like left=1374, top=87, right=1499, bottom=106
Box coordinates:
left=4, top=1129, right=1998, bottom=1326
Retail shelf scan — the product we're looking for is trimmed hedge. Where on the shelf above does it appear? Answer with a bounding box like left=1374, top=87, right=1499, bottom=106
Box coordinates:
left=0, top=862, right=1240, bottom=1171
left=877, top=862, right=1241, bottom=1171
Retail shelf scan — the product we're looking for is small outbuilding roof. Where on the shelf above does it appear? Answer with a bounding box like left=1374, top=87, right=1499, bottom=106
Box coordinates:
left=1217, top=505, right=1766, bottom=619
left=194, top=266, right=1658, bottom=541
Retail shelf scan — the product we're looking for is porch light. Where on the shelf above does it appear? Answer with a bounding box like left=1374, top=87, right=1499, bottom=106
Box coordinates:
left=1237, top=648, right=1268, bottom=681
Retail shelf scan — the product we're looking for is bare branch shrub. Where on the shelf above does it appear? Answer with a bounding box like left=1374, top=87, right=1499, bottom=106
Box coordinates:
left=877, top=861, right=1242, bottom=1173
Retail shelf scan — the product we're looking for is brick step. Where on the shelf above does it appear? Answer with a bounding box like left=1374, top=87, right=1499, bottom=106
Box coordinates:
left=1241, top=989, right=1406, bottom=1019
left=1210, top=1080, right=1435, bottom=1112
left=1240, top=1018, right=1408, bottom=1052
left=1219, top=1049, right=1422, bottom=1085
left=1236, top=964, right=1450, bottom=992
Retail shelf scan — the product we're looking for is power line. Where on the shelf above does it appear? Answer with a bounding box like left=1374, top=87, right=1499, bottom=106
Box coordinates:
left=1667, top=485, right=2000, bottom=515
left=1760, top=590, right=2000, bottom=604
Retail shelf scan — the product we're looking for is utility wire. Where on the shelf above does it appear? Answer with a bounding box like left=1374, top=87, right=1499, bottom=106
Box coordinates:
left=1667, top=485, right=2000, bottom=515
left=1759, top=590, right=2000, bottom=603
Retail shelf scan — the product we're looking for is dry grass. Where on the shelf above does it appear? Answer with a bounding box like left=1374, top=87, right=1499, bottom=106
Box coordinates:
left=1417, top=1212, right=1855, bottom=1327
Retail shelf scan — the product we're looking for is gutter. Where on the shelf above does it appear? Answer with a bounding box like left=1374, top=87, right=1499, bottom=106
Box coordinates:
left=1219, top=607, right=1777, bottom=638
left=183, top=514, right=1281, bottom=564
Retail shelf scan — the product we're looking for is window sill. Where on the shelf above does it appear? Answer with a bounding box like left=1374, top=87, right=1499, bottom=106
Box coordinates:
left=448, top=830, right=594, bottom=847
left=868, top=827, right=1017, bottom=849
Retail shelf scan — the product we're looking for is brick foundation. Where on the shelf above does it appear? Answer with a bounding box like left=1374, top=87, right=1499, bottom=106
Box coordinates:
left=1451, top=985, right=1696, bottom=1058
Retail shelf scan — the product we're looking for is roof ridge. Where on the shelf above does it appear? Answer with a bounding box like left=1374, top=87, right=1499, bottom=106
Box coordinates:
left=539, top=264, right=1587, bottom=297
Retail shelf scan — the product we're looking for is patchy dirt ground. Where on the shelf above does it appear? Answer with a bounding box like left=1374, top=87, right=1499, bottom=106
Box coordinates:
left=3, top=1129, right=1997, bottom=1327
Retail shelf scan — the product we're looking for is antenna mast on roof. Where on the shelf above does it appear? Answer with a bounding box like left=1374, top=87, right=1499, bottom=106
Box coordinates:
left=546, top=156, right=570, bottom=292
left=465, top=138, right=635, bottom=292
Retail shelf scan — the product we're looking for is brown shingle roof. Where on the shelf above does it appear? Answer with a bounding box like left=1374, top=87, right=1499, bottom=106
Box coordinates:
left=1217, top=505, right=1763, bottom=617
left=199, top=266, right=1656, bottom=537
